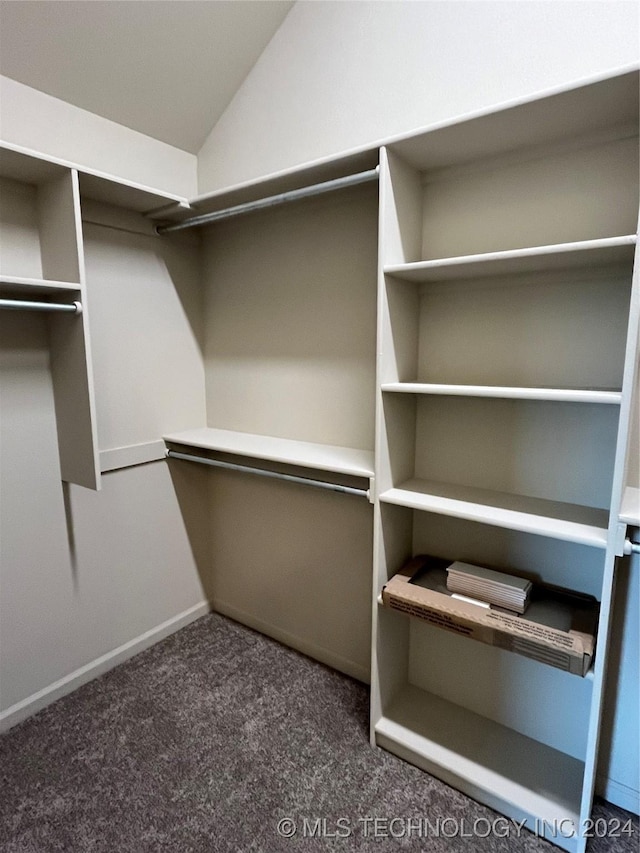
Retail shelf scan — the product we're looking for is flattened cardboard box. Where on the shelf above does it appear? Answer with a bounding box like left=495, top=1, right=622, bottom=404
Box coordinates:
left=382, top=556, right=598, bottom=676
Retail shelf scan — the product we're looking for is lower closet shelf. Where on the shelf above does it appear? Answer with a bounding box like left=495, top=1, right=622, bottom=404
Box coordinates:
left=375, top=685, right=584, bottom=847
left=163, top=427, right=375, bottom=480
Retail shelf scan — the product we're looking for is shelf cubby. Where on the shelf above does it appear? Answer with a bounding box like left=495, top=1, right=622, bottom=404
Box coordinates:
left=375, top=684, right=584, bottom=851
left=381, top=263, right=632, bottom=390
left=0, top=147, right=84, bottom=286
left=379, top=392, right=617, bottom=545
left=0, top=145, right=100, bottom=489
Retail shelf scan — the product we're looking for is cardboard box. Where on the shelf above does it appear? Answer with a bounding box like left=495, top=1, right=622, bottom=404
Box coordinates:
left=382, top=556, right=598, bottom=676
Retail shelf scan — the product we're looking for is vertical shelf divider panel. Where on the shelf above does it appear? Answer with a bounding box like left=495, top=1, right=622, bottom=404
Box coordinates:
left=371, top=70, right=639, bottom=853
left=579, top=219, right=640, bottom=824
left=371, top=147, right=420, bottom=742
left=43, top=168, right=101, bottom=490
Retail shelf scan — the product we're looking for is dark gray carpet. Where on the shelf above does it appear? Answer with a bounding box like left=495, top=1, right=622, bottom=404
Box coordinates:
left=0, top=613, right=637, bottom=853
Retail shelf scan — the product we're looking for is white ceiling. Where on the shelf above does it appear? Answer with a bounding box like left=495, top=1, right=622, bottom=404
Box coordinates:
left=0, top=0, right=294, bottom=153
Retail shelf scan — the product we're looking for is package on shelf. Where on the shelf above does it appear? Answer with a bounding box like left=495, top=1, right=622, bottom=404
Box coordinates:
left=382, top=555, right=598, bottom=676
left=445, top=560, right=532, bottom=613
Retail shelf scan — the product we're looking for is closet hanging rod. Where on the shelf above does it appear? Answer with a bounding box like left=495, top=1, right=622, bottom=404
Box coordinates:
left=0, top=298, right=82, bottom=314
left=166, top=449, right=370, bottom=499
left=155, top=166, right=380, bottom=234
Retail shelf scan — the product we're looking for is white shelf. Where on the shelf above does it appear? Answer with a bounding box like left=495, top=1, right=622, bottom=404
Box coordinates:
left=620, top=487, right=640, bottom=526
left=163, top=427, right=374, bottom=480
left=384, top=236, right=636, bottom=283
left=381, top=383, right=622, bottom=405
left=375, top=685, right=583, bottom=846
left=78, top=172, right=187, bottom=214
left=379, top=479, right=609, bottom=548
left=0, top=275, right=81, bottom=296
left=387, top=67, right=638, bottom=174
left=0, top=141, right=187, bottom=213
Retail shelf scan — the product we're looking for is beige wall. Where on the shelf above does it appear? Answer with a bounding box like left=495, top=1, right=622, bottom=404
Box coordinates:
left=0, top=75, right=197, bottom=198
left=197, top=0, right=639, bottom=193
left=0, top=312, right=210, bottom=729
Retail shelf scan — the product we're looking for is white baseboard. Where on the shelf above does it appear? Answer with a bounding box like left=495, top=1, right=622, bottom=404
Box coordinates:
left=596, top=774, right=640, bottom=815
left=0, top=601, right=211, bottom=734
left=211, top=597, right=370, bottom=685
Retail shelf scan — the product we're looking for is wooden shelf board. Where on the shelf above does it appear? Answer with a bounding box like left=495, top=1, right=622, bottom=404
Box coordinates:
left=381, top=383, right=622, bottom=405
left=384, top=236, right=636, bottom=283
left=375, top=684, right=583, bottom=836
left=78, top=172, right=187, bottom=214
left=0, top=142, right=187, bottom=212
left=163, top=427, right=374, bottom=479
left=379, top=479, right=609, bottom=548
left=620, top=486, right=640, bottom=526
left=0, top=275, right=81, bottom=296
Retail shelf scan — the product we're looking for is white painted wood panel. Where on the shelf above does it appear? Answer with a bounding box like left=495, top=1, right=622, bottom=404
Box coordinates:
left=83, top=205, right=206, bottom=455
left=45, top=169, right=100, bottom=489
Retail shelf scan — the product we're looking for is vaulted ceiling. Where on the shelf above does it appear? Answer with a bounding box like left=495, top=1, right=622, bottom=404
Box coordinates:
left=0, top=0, right=294, bottom=153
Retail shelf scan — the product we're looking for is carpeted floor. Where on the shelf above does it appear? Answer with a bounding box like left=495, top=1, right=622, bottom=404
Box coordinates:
left=0, top=613, right=637, bottom=853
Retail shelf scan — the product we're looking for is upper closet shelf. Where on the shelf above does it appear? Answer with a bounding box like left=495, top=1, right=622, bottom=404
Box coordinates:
left=162, top=427, right=375, bottom=480
left=379, top=480, right=609, bottom=548
left=381, top=383, right=622, bottom=405
left=0, top=143, right=188, bottom=213
left=157, top=149, right=379, bottom=226
left=384, top=236, right=637, bottom=283
left=387, top=68, right=638, bottom=172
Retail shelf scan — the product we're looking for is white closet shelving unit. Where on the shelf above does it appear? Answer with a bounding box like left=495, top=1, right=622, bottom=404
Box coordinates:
left=0, top=145, right=101, bottom=489
left=371, top=70, right=639, bottom=852
left=0, top=142, right=191, bottom=489
left=1, top=67, right=638, bottom=849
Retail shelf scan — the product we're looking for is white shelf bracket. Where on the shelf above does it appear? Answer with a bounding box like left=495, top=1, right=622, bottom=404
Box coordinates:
left=614, top=522, right=640, bottom=556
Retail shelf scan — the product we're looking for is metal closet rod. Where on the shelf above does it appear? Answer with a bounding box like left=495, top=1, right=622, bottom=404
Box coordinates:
left=156, top=165, right=380, bottom=235
left=0, top=298, right=82, bottom=314
left=166, top=449, right=370, bottom=499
